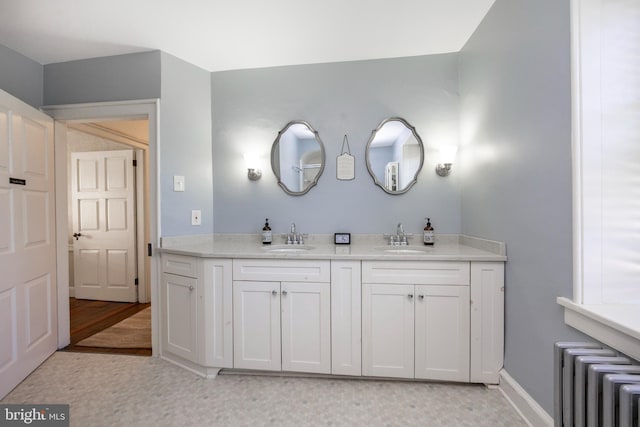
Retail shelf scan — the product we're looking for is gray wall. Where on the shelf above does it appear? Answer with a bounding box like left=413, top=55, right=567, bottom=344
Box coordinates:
left=459, top=0, right=587, bottom=414
left=211, top=55, right=461, bottom=236
left=42, top=50, right=213, bottom=236
left=43, top=51, right=161, bottom=105
left=160, top=52, right=214, bottom=236
left=0, top=44, right=43, bottom=107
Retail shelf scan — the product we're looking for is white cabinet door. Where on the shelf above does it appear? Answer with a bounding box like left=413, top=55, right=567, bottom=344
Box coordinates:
left=470, top=262, right=504, bottom=384
left=161, top=272, right=198, bottom=363
left=233, top=281, right=281, bottom=371
left=415, top=285, right=470, bottom=382
left=331, top=260, right=362, bottom=376
left=362, top=283, right=415, bottom=378
left=201, top=259, right=233, bottom=368
left=281, top=282, right=330, bottom=374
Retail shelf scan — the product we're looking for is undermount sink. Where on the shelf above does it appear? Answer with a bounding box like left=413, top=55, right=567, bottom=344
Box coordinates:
left=377, top=246, right=432, bottom=254
left=262, top=245, right=314, bottom=253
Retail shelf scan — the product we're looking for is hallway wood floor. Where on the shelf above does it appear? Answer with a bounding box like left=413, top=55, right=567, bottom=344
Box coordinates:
left=62, top=298, right=151, bottom=356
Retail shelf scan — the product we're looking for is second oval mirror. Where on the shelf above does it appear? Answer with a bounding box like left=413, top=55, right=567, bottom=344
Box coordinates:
left=365, top=117, right=424, bottom=194
left=271, top=121, right=325, bottom=195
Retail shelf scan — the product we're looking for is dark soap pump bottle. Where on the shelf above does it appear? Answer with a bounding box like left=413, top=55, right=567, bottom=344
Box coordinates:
left=423, top=218, right=434, bottom=246
left=262, top=218, right=272, bottom=244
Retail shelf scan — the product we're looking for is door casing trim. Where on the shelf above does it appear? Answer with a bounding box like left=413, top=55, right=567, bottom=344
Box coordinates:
left=43, top=99, right=160, bottom=354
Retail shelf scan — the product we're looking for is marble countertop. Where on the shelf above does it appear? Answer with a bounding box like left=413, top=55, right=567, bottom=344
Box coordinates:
left=159, top=234, right=507, bottom=262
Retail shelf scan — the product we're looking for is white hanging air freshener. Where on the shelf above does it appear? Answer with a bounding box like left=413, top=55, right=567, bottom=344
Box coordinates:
left=336, top=135, right=355, bottom=181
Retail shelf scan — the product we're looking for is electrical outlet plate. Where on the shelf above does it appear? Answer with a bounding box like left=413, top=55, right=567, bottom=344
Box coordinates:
left=191, top=210, right=201, bottom=226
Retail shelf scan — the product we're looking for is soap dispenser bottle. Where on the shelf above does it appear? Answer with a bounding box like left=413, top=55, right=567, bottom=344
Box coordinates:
left=262, top=218, right=272, bottom=244
left=423, top=218, right=434, bottom=246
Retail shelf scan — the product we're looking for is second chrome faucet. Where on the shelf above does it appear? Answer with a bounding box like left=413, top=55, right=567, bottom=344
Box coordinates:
left=287, top=223, right=304, bottom=244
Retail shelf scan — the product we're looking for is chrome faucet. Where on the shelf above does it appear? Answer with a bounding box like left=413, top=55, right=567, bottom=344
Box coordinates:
left=385, top=222, right=410, bottom=246
left=287, top=223, right=304, bottom=244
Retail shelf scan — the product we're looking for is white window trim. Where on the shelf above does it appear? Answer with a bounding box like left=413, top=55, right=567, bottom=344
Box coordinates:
left=560, top=0, right=640, bottom=358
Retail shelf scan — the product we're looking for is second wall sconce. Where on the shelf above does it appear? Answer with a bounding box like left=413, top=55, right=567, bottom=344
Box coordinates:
left=435, top=146, right=458, bottom=177
left=244, top=153, right=262, bottom=181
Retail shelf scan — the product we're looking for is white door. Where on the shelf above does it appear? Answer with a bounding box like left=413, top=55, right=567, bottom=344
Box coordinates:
left=415, top=285, right=470, bottom=382
left=362, top=283, right=415, bottom=378
left=161, top=272, right=198, bottom=363
left=281, top=282, right=330, bottom=374
left=71, top=150, right=137, bottom=302
left=0, top=89, right=57, bottom=399
left=233, top=281, right=281, bottom=371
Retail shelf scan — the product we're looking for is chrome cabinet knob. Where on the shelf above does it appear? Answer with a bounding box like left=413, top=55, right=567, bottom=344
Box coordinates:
left=272, top=290, right=277, bottom=296
left=418, top=295, right=424, bottom=300
left=408, top=294, right=413, bottom=299
left=188, top=285, right=194, bottom=291
left=282, top=290, right=288, bottom=296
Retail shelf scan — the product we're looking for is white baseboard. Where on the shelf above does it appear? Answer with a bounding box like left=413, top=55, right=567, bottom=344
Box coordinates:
left=499, top=369, right=553, bottom=427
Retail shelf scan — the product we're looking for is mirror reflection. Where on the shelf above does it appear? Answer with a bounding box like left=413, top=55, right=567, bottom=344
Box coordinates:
left=365, top=117, right=424, bottom=194
left=271, top=121, right=325, bottom=195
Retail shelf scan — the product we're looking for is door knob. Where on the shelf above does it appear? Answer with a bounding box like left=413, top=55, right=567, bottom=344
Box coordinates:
left=73, top=233, right=82, bottom=240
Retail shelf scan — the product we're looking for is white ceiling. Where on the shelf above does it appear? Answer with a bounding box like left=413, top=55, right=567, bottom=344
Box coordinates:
left=0, top=0, right=495, bottom=73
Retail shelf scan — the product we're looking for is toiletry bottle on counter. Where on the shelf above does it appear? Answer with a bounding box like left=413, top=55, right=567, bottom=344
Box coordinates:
left=262, top=218, right=272, bottom=244
left=423, top=218, right=434, bottom=246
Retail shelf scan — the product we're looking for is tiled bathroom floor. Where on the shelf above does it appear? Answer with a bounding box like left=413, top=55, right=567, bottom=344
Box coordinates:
left=2, top=352, right=526, bottom=426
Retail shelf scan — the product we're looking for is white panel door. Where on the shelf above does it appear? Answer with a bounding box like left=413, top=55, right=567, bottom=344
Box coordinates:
left=0, top=89, right=57, bottom=399
left=71, top=150, right=136, bottom=302
left=362, top=283, right=415, bottom=378
left=281, top=282, right=330, bottom=374
left=233, top=281, right=281, bottom=371
left=415, top=285, right=470, bottom=382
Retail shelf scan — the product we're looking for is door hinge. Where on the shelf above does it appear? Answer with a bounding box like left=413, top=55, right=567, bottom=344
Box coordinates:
left=133, top=159, right=137, bottom=167
left=147, top=243, right=152, bottom=256
left=135, top=278, right=139, bottom=286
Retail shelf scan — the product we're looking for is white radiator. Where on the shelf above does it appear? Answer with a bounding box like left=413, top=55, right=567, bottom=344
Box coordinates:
left=554, top=342, right=640, bottom=427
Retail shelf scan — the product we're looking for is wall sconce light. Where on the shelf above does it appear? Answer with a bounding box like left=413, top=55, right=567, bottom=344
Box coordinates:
left=435, top=146, right=458, bottom=177
left=244, top=153, right=262, bottom=181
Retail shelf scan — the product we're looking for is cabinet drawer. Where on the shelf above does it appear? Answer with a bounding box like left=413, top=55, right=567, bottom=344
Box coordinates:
left=362, top=261, right=469, bottom=285
left=162, top=254, right=199, bottom=278
left=233, top=259, right=330, bottom=282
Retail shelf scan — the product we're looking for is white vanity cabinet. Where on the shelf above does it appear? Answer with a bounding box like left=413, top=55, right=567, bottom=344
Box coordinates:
left=160, top=254, right=233, bottom=371
left=362, top=261, right=471, bottom=382
left=159, top=245, right=504, bottom=385
left=232, top=259, right=331, bottom=374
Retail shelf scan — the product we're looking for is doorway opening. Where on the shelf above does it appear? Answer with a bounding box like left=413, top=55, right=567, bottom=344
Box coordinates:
left=64, top=119, right=151, bottom=354
left=44, top=99, right=160, bottom=356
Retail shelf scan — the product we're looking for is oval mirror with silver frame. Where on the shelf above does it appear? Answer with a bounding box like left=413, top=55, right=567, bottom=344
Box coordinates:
left=271, top=121, right=326, bottom=196
left=365, top=117, right=424, bottom=195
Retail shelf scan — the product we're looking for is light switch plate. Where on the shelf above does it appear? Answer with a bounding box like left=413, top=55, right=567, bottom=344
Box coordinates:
left=173, top=175, right=185, bottom=192
left=191, top=210, right=201, bottom=226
